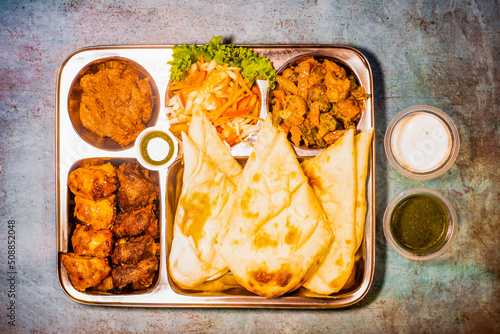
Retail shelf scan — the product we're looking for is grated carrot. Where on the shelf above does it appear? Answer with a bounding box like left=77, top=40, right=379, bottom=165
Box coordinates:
left=166, top=60, right=263, bottom=145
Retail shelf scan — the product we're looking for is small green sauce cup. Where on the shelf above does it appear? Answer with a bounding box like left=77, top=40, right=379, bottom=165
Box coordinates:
left=135, top=125, right=178, bottom=171
left=383, top=187, right=458, bottom=261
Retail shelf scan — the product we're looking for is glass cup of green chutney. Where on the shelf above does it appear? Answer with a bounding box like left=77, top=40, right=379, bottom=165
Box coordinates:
left=383, top=187, right=458, bottom=261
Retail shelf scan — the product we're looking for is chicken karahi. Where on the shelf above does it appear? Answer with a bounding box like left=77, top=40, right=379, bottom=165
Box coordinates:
left=270, top=56, right=369, bottom=148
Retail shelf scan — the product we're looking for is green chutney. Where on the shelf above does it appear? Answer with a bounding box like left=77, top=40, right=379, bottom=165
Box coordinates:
left=140, top=131, right=175, bottom=166
left=390, top=194, right=449, bottom=254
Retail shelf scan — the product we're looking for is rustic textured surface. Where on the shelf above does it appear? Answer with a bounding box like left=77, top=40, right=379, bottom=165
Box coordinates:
left=1, top=0, right=499, bottom=332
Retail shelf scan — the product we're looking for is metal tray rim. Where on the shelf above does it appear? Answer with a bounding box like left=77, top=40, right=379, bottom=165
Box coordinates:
left=56, top=44, right=375, bottom=309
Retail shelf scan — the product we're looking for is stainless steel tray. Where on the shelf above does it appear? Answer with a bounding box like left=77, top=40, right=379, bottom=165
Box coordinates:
left=56, top=45, right=375, bottom=308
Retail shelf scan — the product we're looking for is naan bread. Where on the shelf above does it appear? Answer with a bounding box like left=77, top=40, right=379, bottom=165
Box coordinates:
left=354, top=128, right=374, bottom=251
left=188, top=109, right=242, bottom=183
left=217, top=118, right=333, bottom=298
left=302, top=128, right=357, bottom=295
left=188, top=272, right=241, bottom=292
left=168, top=133, right=237, bottom=289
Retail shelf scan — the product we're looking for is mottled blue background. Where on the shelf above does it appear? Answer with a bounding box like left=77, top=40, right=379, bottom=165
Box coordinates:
left=0, top=0, right=498, bottom=333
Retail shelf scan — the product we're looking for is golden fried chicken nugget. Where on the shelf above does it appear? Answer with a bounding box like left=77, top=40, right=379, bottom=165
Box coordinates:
left=68, top=163, right=118, bottom=201
left=74, top=195, right=116, bottom=230
left=72, top=224, right=114, bottom=258
left=61, top=253, right=111, bottom=291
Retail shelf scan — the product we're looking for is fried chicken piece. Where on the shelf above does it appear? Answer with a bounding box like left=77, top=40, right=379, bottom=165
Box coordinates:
left=116, top=163, right=158, bottom=211
left=74, top=195, right=116, bottom=230
left=93, top=276, right=115, bottom=291
left=112, top=204, right=158, bottom=238
left=61, top=253, right=111, bottom=291
left=111, top=257, right=159, bottom=289
left=131, top=273, right=155, bottom=290
left=111, top=235, right=155, bottom=265
left=72, top=224, right=114, bottom=258
left=68, top=163, right=118, bottom=201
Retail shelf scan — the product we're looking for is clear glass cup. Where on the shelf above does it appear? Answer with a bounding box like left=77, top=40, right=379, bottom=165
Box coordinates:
left=383, top=187, right=458, bottom=261
left=384, top=105, right=460, bottom=180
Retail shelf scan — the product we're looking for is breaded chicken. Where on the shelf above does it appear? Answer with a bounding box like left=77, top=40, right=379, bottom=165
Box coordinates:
left=74, top=195, right=116, bottom=230
left=72, top=224, right=114, bottom=258
left=68, top=163, right=118, bottom=201
left=61, top=253, right=111, bottom=291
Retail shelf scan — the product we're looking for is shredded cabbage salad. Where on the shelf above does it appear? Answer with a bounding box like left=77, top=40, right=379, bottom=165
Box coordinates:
left=166, top=37, right=276, bottom=146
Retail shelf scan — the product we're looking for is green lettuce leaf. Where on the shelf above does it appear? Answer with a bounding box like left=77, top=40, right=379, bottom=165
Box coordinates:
left=168, top=36, right=276, bottom=89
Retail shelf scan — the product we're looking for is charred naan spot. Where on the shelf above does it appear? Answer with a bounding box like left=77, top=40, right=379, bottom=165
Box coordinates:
left=345, top=239, right=352, bottom=245
left=253, top=173, right=262, bottom=182
left=326, top=155, right=330, bottom=163
left=241, top=189, right=259, bottom=218
left=181, top=192, right=211, bottom=242
left=290, top=171, right=297, bottom=179
left=329, top=277, right=342, bottom=290
left=335, top=257, right=343, bottom=267
left=285, top=225, right=299, bottom=245
left=306, top=174, right=320, bottom=187
left=254, top=231, right=278, bottom=249
left=250, top=265, right=292, bottom=288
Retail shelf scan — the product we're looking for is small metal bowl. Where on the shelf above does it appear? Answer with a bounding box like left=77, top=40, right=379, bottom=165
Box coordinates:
left=67, top=57, right=160, bottom=151
left=383, top=187, right=458, bottom=261
left=269, top=53, right=366, bottom=157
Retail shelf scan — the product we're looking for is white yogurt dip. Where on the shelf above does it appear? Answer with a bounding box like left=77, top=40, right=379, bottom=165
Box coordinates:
left=391, top=113, right=451, bottom=171
left=147, top=137, right=171, bottom=162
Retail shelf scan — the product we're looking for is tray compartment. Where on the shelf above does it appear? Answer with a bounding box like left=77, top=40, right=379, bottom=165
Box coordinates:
left=61, top=157, right=162, bottom=295
left=165, top=158, right=367, bottom=299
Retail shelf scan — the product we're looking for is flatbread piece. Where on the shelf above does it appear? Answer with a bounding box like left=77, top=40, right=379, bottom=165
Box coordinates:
left=217, top=118, right=333, bottom=298
left=302, top=128, right=357, bottom=295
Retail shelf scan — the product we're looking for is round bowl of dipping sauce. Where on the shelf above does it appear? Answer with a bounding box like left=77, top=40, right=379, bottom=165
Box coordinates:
left=384, top=105, right=460, bottom=180
left=383, top=187, right=458, bottom=261
left=135, top=126, right=178, bottom=170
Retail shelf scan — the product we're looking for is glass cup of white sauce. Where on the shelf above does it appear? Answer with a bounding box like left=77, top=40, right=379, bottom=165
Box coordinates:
left=384, top=105, right=460, bottom=180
